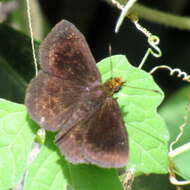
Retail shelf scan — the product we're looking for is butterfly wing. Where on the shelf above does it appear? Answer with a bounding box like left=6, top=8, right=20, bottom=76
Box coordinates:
left=26, top=72, right=84, bottom=131
left=54, top=121, right=86, bottom=164
left=40, top=20, right=101, bottom=85
left=54, top=97, right=129, bottom=168
left=84, top=98, right=129, bottom=168
left=25, top=20, right=101, bottom=131
left=53, top=87, right=109, bottom=163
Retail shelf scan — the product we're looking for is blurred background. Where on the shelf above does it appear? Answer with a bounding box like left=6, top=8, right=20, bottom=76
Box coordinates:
left=0, top=0, right=190, bottom=103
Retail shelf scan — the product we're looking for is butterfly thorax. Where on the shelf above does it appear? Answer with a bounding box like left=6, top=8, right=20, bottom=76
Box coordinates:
left=103, top=77, right=125, bottom=96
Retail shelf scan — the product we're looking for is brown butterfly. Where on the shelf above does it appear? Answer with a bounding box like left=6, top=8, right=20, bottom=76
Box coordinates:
left=25, top=20, right=128, bottom=168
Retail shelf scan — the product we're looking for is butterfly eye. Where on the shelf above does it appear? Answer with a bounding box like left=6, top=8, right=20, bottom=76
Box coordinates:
left=114, top=86, right=122, bottom=93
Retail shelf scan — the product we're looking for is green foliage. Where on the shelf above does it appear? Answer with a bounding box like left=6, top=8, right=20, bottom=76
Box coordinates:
left=132, top=174, right=175, bottom=190
left=0, top=57, right=26, bottom=103
left=0, top=0, right=13, bottom=2
left=0, top=99, right=38, bottom=190
left=160, top=86, right=190, bottom=146
left=0, top=24, right=39, bottom=103
left=0, top=55, right=169, bottom=190
left=160, top=86, right=190, bottom=180
left=24, top=133, right=123, bottom=190
left=24, top=133, right=68, bottom=190
left=0, top=24, right=39, bottom=83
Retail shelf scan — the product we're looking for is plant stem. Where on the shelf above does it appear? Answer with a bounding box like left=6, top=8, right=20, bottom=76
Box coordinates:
left=109, top=1, right=190, bottom=30
left=132, top=4, right=190, bottom=30
left=115, top=0, right=137, bottom=33
left=169, top=142, right=190, bottom=158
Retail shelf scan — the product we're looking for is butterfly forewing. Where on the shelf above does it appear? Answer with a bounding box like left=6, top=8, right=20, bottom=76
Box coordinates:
left=40, top=20, right=101, bottom=85
left=26, top=72, right=84, bottom=131
left=26, top=20, right=101, bottom=131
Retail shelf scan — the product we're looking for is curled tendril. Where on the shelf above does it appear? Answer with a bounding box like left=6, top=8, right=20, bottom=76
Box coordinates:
left=148, top=35, right=162, bottom=58
left=130, top=15, right=162, bottom=68
left=149, top=65, right=190, bottom=82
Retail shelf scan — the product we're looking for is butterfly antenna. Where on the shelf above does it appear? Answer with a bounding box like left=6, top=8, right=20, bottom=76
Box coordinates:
left=109, top=44, right=113, bottom=79
left=123, top=84, right=163, bottom=96
left=26, top=0, right=38, bottom=76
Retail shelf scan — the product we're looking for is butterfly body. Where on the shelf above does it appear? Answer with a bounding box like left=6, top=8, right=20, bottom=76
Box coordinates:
left=25, top=20, right=129, bottom=168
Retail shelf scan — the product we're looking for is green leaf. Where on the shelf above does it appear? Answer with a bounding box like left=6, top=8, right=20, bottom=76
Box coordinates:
left=173, top=149, right=190, bottom=180
left=0, top=56, right=26, bottom=103
left=0, top=24, right=40, bottom=103
left=24, top=133, right=68, bottom=190
left=0, top=0, right=13, bottom=2
left=0, top=23, right=39, bottom=83
left=159, top=86, right=190, bottom=180
left=160, top=86, right=190, bottom=146
left=132, top=174, right=176, bottom=190
left=68, top=164, right=123, bottom=190
left=0, top=99, right=37, bottom=190
left=24, top=132, right=123, bottom=190
left=98, top=55, right=169, bottom=174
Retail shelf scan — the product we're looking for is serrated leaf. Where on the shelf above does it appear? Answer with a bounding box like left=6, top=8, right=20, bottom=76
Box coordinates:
left=0, top=99, right=37, bottom=190
left=159, top=86, right=190, bottom=180
left=97, top=55, right=169, bottom=174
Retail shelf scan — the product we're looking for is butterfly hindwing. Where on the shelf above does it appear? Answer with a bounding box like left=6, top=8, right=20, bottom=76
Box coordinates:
left=84, top=98, right=129, bottom=168
left=55, top=97, right=129, bottom=168
left=55, top=121, right=86, bottom=164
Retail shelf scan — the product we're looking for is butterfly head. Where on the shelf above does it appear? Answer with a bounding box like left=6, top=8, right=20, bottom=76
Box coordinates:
left=104, top=77, right=125, bottom=95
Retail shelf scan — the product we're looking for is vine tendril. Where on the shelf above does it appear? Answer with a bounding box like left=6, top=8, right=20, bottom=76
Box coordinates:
left=150, top=65, right=190, bottom=82
left=130, top=15, right=162, bottom=68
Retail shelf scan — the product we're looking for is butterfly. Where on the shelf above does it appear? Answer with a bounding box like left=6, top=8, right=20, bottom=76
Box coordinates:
left=25, top=20, right=128, bottom=168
